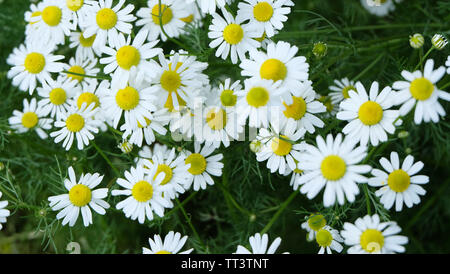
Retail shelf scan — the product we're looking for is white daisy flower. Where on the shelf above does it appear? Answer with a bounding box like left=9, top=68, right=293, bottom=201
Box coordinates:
left=360, top=0, right=401, bottom=17
left=235, top=233, right=287, bottom=254
left=50, top=102, right=102, bottom=150
left=9, top=98, right=53, bottom=139
left=328, top=78, right=357, bottom=106
left=118, top=139, right=133, bottom=154
left=62, top=0, right=94, bottom=29
left=134, top=144, right=171, bottom=166
left=111, top=164, right=173, bottom=224
left=235, top=78, right=285, bottom=128
left=317, top=94, right=338, bottom=117
left=48, top=166, right=110, bottom=227
left=37, top=77, right=79, bottom=120
left=255, top=119, right=306, bottom=175
left=295, top=133, right=372, bottom=207
left=187, top=0, right=232, bottom=15
left=301, top=213, right=327, bottom=242
left=337, top=82, right=400, bottom=147
left=315, top=226, right=344, bottom=254
left=100, top=29, right=162, bottom=88
left=62, top=55, right=100, bottom=91
left=201, top=106, right=244, bottom=148
left=74, top=80, right=111, bottom=128
left=208, top=8, right=261, bottom=64
left=69, top=30, right=101, bottom=60
left=24, top=3, right=42, bottom=40
left=136, top=0, right=190, bottom=42
left=0, top=192, right=11, bottom=230
left=102, top=74, right=157, bottom=129
left=341, top=214, right=408, bottom=254
left=240, top=41, right=309, bottom=98
left=28, top=0, right=74, bottom=47
left=368, top=151, right=429, bottom=212
left=236, top=0, right=294, bottom=37
left=7, top=41, right=64, bottom=94
left=81, top=0, right=136, bottom=50
left=216, top=78, right=242, bottom=108
left=392, top=59, right=449, bottom=124
left=143, top=231, right=193, bottom=254
left=121, top=107, right=171, bottom=147
left=182, top=142, right=224, bottom=191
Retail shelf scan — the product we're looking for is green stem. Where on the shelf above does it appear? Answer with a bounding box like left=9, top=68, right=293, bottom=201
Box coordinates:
left=260, top=191, right=298, bottom=234
left=439, top=81, right=450, bottom=91
left=62, top=70, right=111, bottom=80
left=165, top=192, right=197, bottom=218
left=353, top=53, right=385, bottom=81
left=215, top=179, right=252, bottom=216
left=157, top=0, right=189, bottom=50
left=175, top=198, right=205, bottom=248
left=415, top=47, right=434, bottom=71
left=91, top=141, right=121, bottom=177
left=363, top=185, right=372, bottom=215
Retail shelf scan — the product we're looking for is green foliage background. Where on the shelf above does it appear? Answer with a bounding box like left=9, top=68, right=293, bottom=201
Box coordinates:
left=0, top=0, right=449, bottom=254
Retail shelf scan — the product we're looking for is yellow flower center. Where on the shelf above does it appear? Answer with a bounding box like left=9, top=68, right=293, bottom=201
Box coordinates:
left=24, top=52, right=46, bottom=74
left=316, top=229, right=333, bottom=247
left=77, top=92, right=100, bottom=110
left=206, top=108, right=227, bottom=130
left=69, top=184, right=92, bottom=207
left=307, top=214, right=326, bottom=231
left=260, top=59, right=287, bottom=82
left=116, top=86, right=140, bottom=111
left=185, top=153, right=207, bottom=175
left=79, top=33, right=96, bottom=47
left=271, top=135, right=292, bottom=156
left=246, top=87, right=269, bottom=108
left=409, top=77, right=434, bottom=101
left=66, top=113, right=85, bottom=132
left=21, top=112, right=38, bottom=129
left=42, top=6, right=62, bottom=26
left=155, top=250, right=172, bottom=254
left=160, top=70, right=181, bottom=92
left=342, top=85, right=356, bottom=99
left=164, top=91, right=186, bottom=112
left=358, top=101, right=383, bottom=126
left=223, top=24, right=244, bottom=45
left=321, top=155, right=346, bottom=181
left=68, top=65, right=85, bottom=82
left=220, top=89, right=237, bottom=107
left=116, top=45, right=141, bottom=70
left=66, top=0, right=84, bottom=12
left=180, top=14, right=194, bottom=23
left=132, top=180, right=154, bottom=202
left=253, top=2, right=273, bottom=22
left=152, top=4, right=173, bottom=25
left=49, top=88, right=67, bottom=105
left=154, top=164, right=173, bottom=185
left=387, top=169, right=410, bottom=193
left=96, top=8, right=117, bottom=30
left=283, top=96, right=307, bottom=120
left=360, top=229, right=384, bottom=253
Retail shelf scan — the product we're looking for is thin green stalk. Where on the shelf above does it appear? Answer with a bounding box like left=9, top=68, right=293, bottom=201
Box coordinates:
left=175, top=198, right=205, bottom=248
left=352, top=53, right=385, bottom=81
left=165, top=192, right=197, bottom=218
left=363, top=185, right=372, bottom=215
left=415, top=47, right=434, bottom=71
left=91, top=141, right=120, bottom=177
left=439, top=81, right=450, bottom=91
left=157, top=0, right=189, bottom=50
left=62, top=70, right=111, bottom=80
left=216, top=179, right=252, bottom=216
left=260, top=191, right=298, bottom=234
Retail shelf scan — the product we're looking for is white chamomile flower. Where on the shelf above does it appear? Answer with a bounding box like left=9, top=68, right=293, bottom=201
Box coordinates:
left=121, top=107, right=171, bottom=147
left=295, top=133, right=372, bottom=207
left=235, top=78, right=284, bottom=128
left=143, top=231, right=193, bottom=254
left=240, top=41, right=309, bottom=97
left=337, top=82, right=400, bottom=147
left=50, top=102, right=102, bottom=150
left=24, top=3, right=42, bottom=39
left=301, top=213, right=327, bottom=242
left=9, top=98, right=53, bottom=139
left=82, top=0, right=136, bottom=49
left=317, top=95, right=338, bottom=118
left=201, top=106, right=244, bottom=148
left=0, top=191, right=11, bottom=230
left=136, top=0, right=190, bottom=42
left=182, top=142, right=224, bottom=191
left=278, top=81, right=326, bottom=134
left=7, top=41, right=64, bottom=94
left=142, top=148, right=190, bottom=199
left=62, top=0, right=94, bottom=29
left=208, top=8, right=261, bottom=64
left=111, top=164, right=173, bottom=224
left=102, top=74, right=157, bottom=129
left=62, top=55, right=100, bottom=91
left=409, top=33, right=424, bottom=49
left=187, top=0, right=232, bottom=15
left=216, top=78, right=242, bottom=108
left=100, top=29, right=162, bottom=88
left=135, top=144, right=170, bottom=165
left=118, top=139, right=133, bottom=154
left=255, top=119, right=305, bottom=175
left=431, top=34, right=448, bottom=50
left=37, top=77, right=79, bottom=120
left=341, top=214, right=408, bottom=254
left=236, top=0, right=294, bottom=37
left=69, top=30, right=101, bottom=60
left=392, top=59, right=449, bottom=124
left=28, top=0, right=74, bottom=46
left=360, top=0, right=401, bottom=17
left=235, top=233, right=287, bottom=254
left=368, top=151, right=429, bottom=212
left=328, top=78, right=357, bottom=106
left=315, top=226, right=344, bottom=254
left=48, top=166, right=110, bottom=227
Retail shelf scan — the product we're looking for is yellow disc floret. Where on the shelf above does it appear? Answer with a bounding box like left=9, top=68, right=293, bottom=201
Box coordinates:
left=155, top=250, right=172, bottom=254
left=220, top=89, right=237, bottom=107
left=185, top=153, right=207, bottom=175
left=154, top=164, right=173, bottom=185
left=69, top=184, right=92, bottom=207
left=66, top=0, right=84, bottom=12
left=68, top=65, right=85, bottom=82
left=360, top=229, right=384, bottom=253
left=321, top=155, right=347, bottom=181
left=152, top=4, right=173, bottom=25
left=132, top=180, right=154, bottom=202
left=253, top=2, right=273, bottom=22
left=271, top=135, right=292, bottom=156
left=246, top=87, right=269, bottom=108
left=96, top=8, right=117, bottom=30
left=49, top=88, right=67, bottom=105
left=24, top=52, right=46, bottom=74
left=42, top=6, right=62, bottom=26
left=358, top=101, right=383, bottom=126
left=66, top=113, right=85, bottom=132
left=79, top=33, right=96, bottom=47
left=21, top=112, right=38, bottom=129
left=409, top=77, right=434, bottom=101
left=387, top=169, right=410, bottom=192
left=164, top=91, right=186, bottom=112
left=77, top=92, right=100, bottom=110
left=260, top=59, right=287, bottom=82
left=316, top=229, right=333, bottom=247
left=160, top=70, right=181, bottom=92
left=283, top=96, right=307, bottom=120
left=342, top=85, right=356, bottom=99
left=206, top=108, right=227, bottom=130
left=223, top=24, right=244, bottom=45
left=116, top=46, right=141, bottom=70
left=308, top=214, right=326, bottom=231
left=116, top=86, right=140, bottom=110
